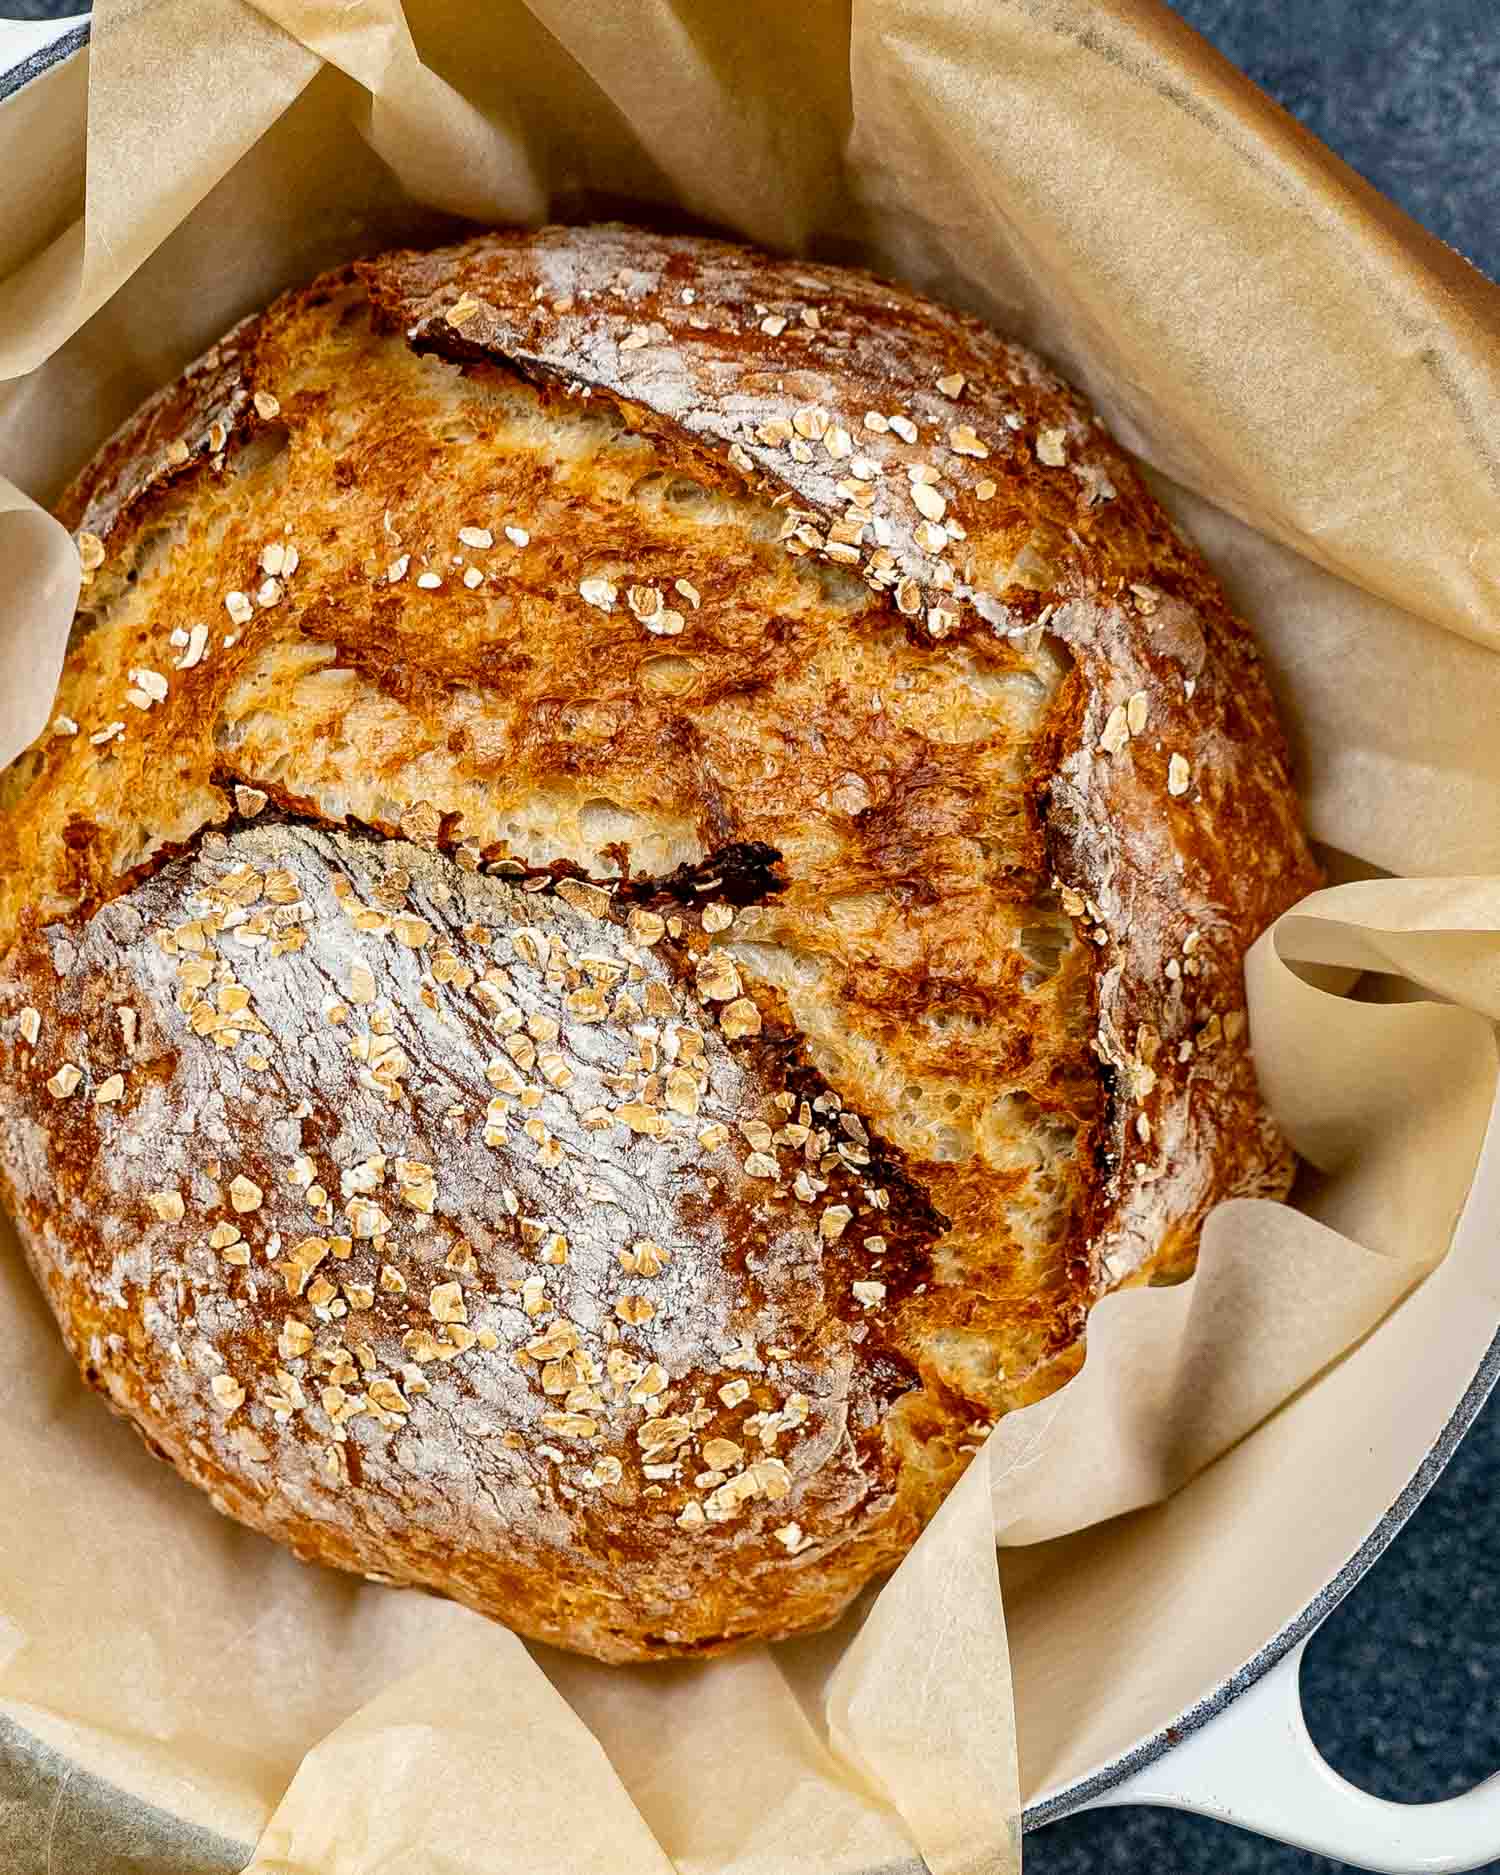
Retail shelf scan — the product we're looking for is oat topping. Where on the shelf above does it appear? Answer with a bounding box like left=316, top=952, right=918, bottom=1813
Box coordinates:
left=1098, top=703, right=1130, bottom=756
left=229, top=1175, right=264, bottom=1213
left=695, top=952, right=741, bottom=1001
left=210, top=1372, right=245, bottom=1411
left=908, top=481, right=946, bottom=524
left=174, top=624, right=210, bottom=670
left=126, top=668, right=169, bottom=709
left=578, top=576, right=617, bottom=612
left=429, top=1281, right=467, bottom=1323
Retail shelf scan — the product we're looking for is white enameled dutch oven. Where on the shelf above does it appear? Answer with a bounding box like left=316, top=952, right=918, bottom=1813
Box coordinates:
left=1, top=16, right=1498, bottom=1872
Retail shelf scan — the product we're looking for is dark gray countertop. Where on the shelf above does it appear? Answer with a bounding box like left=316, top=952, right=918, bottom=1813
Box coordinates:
left=0, top=3, right=1496, bottom=1871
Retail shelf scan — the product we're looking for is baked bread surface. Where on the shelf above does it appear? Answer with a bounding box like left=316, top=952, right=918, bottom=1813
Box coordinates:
left=0, top=226, right=1318, bottom=1660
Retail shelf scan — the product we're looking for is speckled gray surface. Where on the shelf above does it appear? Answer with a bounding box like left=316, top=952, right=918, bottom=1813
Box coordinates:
left=0, top=2, right=1497, bottom=1871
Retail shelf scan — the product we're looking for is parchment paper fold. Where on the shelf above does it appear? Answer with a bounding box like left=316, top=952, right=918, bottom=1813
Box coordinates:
left=1, top=3, right=1497, bottom=1869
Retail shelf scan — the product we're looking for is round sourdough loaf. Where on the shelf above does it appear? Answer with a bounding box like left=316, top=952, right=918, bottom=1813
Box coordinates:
left=0, top=226, right=1318, bottom=1661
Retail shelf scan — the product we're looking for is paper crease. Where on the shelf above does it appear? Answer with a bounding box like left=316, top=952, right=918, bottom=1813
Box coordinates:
left=0, top=1, right=1497, bottom=1869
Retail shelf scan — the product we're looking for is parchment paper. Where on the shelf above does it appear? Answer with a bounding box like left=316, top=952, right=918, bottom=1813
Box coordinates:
left=0, top=2, right=1498, bottom=1870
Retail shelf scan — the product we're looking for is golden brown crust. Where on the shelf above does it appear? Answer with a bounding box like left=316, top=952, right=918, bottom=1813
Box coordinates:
left=0, top=226, right=1318, bottom=1661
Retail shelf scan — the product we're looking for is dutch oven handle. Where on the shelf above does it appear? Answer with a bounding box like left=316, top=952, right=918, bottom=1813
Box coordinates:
left=0, top=14, right=86, bottom=104
left=1085, top=1634, right=1500, bottom=1872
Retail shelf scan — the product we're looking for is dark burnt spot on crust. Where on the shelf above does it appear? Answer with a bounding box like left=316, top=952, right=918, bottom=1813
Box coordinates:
left=762, top=1043, right=947, bottom=1245
left=615, top=840, right=785, bottom=912
left=205, top=780, right=791, bottom=929
left=861, top=1345, right=922, bottom=1418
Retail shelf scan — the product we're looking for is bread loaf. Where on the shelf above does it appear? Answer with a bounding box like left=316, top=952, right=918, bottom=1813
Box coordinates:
left=0, top=226, right=1318, bottom=1660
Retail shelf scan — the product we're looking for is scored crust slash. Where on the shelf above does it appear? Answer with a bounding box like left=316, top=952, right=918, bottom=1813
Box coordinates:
left=0, top=225, right=1318, bottom=1662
